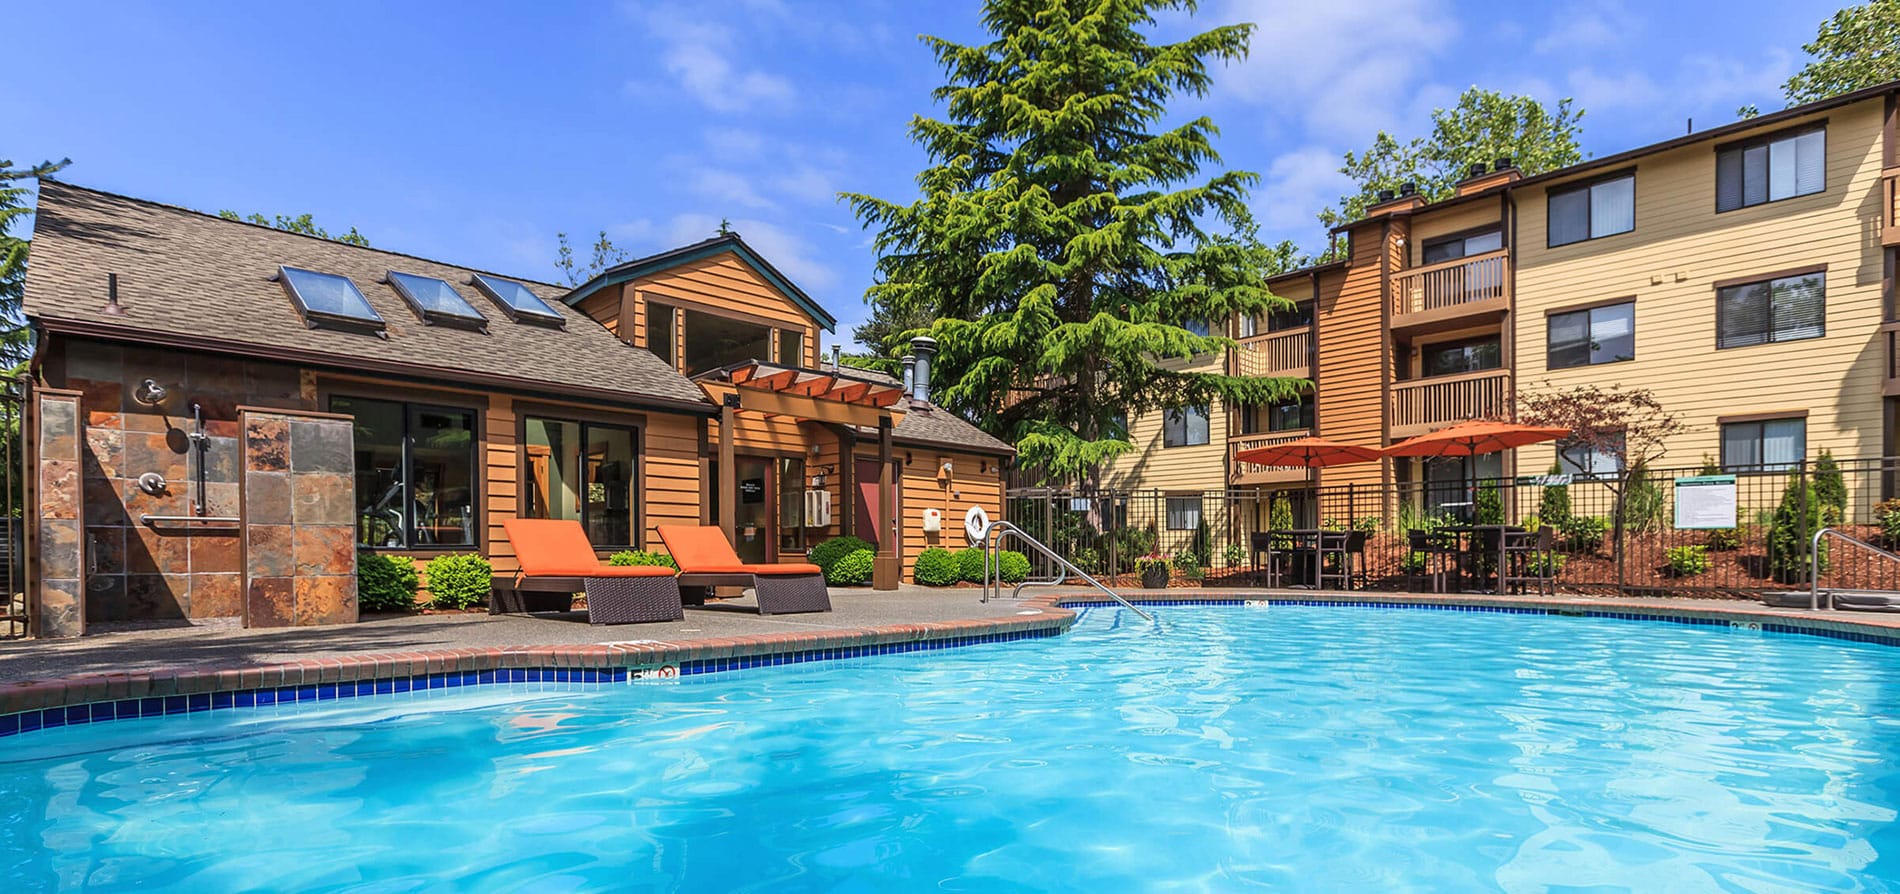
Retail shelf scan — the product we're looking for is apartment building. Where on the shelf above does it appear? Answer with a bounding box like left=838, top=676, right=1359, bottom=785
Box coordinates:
left=1112, top=79, right=1900, bottom=534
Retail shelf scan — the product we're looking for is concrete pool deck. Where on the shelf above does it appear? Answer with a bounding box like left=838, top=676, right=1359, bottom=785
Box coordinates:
left=3, top=586, right=1899, bottom=733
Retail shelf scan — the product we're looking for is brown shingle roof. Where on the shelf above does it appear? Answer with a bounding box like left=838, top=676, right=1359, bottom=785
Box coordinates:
left=820, top=364, right=1017, bottom=456
left=23, top=181, right=711, bottom=412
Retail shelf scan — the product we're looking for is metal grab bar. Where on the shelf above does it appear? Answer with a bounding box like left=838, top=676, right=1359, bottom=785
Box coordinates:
left=1810, top=527, right=1900, bottom=610
left=141, top=514, right=239, bottom=526
left=979, top=520, right=1154, bottom=622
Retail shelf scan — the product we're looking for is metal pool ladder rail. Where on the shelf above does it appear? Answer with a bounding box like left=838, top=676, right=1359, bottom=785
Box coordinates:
left=978, top=520, right=1154, bottom=622
left=1809, top=527, right=1900, bottom=610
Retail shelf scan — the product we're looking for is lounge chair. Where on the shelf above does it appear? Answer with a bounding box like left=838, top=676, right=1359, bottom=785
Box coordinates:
left=656, top=525, right=831, bottom=615
left=496, top=518, right=684, bottom=624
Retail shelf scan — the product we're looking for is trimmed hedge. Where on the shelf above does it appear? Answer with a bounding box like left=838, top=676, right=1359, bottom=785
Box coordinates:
left=913, top=547, right=959, bottom=586
left=608, top=549, right=678, bottom=569
left=828, top=549, right=876, bottom=586
left=997, top=550, right=1030, bottom=583
left=955, top=547, right=986, bottom=582
left=358, top=552, right=419, bottom=613
left=811, top=536, right=874, bottom=574
left=425, top=553, right=492, bottom=610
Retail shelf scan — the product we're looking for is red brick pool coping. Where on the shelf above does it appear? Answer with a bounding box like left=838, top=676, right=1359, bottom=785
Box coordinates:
left=4, top=589, right=1900, bottom=722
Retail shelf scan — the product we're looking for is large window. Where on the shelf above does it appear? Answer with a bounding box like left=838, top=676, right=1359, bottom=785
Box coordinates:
left=1182, top=319, right=1212, bottom=337
left=1547, top=301, right=1635, bottom=369
left=1548, top=174, right=1635, bottom=247
left=1266, top=395, right=1314, bottom=432
left=1716, top=270, right=1825, bottom=348
left=1162, top=405, right=1210, bottom=447
left=1240, top=302, right=1313, bottom=338
left=1717, top=127, right=1825, bottom=212
left=1166, top=496, right=1203, bottom=531
left=1421, top=337, right=1501, bottom=377
left=331, top=396, right=478, bottom=549
left=682, top=307, right=773, bottom=376
left=1558, top=434, right=1625, bottom=479
left=1422, top=228, right=1502, bottom=264
left=1722, top=418, right=1806, bottom=472
left=646, top=303, right=675, bottom=367
left=777, top=329, right=804, bottom=367
left=525, top=417, right=639, bottom=547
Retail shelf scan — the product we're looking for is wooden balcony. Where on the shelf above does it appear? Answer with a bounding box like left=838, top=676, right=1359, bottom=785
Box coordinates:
left=1388, top=370, right=1512, bottom=438
left=1229, top=432, right=1316, bottom=486
left=1231, top=329, right=1313, bottom=378
left=1390, top=249, right=1510, bottom=333
left=1884, top=166, right=1900, bottom=247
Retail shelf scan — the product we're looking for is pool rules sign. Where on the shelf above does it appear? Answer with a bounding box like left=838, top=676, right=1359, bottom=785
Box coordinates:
left=1674, top=475, right=1738, bottom=529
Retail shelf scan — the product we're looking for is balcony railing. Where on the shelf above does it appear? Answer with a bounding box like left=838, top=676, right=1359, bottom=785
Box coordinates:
left=1389, top=369, right=1511, bottom=437
left=1391, top=249, right=1510, bottom=322
left=1232, top=328, right=1312, bottom=378
left=1228, top=432, right=1315, bottom=485
left=1884, top=167, right=1900, bottom=248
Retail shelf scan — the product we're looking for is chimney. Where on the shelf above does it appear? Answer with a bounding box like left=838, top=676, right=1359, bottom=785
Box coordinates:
left=102, top=273, right=128, bottom=317
left=909, top=335, right=937, bottom=402
left=1467, top=162, right=1487, bottom=179
left=1494, top=156, right=1513, bottom=172
left=1455, top=157, right=1523, bottom=198
left=830, top=343, right=841, bottom=369
left=1376, top=188, right=1396, bottom=202
left=1399, top=181, right=1418, bottom=196
left=901, top=354, right=916, bottom=396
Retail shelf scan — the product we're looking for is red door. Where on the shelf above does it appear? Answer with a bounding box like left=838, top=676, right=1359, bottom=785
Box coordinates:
left=855, top=459, right=882, bottom=547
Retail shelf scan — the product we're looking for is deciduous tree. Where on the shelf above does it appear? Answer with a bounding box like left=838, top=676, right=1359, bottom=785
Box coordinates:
left=217, top=210, right=370, bottom=246
left=1784, top=1, right=1900, bottom=104
left=1320, top=88, right=1585, bottom=229
left=1517, top=383, right=1687, bottom=560
left=554, top=230, right=631, bottom=286
left=847, top=0, right=1301, bottom=481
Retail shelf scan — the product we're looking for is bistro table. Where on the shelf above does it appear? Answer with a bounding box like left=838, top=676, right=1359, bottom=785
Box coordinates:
left=1253, top=529, right=1355, bottom=590
left=1435, top=524, right=1526, bottom=592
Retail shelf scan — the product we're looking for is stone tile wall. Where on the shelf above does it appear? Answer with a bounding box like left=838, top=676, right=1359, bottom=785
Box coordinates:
left=53, top=340, right=311, bottom=623
left=241, top=409, right=357, bottom=627
left=34, top=388, right=85, bottom=638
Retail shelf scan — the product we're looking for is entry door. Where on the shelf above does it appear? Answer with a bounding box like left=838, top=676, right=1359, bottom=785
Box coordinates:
left=855, top=458, right=883, bottom=548
left=734, top=457, right=773, bottom=563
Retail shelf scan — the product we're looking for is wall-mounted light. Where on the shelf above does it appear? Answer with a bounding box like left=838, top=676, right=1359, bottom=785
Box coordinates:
left=132, top=378, right=168, bottom=407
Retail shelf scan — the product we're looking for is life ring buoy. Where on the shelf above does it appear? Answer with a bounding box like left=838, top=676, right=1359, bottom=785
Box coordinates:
left=964, top=505, right=990, bottom=544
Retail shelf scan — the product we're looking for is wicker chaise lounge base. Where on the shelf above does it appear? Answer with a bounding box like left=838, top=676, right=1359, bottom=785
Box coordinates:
left=659, top=524, right=832, bottom=616
left=497, top=519, right=685, bottom=625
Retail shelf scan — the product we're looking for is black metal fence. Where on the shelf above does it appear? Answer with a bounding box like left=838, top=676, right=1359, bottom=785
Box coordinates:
left=1007, top=457, right=1900, bottom=596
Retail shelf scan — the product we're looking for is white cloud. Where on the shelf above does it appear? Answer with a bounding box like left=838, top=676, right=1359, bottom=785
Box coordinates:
left=1256, top=145, right=1352, bottom=240
left=1214, top=0, right=1457, bottom=139
left=776, top=166, right=841, bottom=206
left=703, top=126, right=767, bottom=159
left=665, top=214, right=839, bottom=292
left=1533, top=1, right=1640, bottom=55
left=688, top=167, right=778, bottom=210
left=1565, top=69, right=1662, bottom=111
left=636, top=10, right=794, bottom=113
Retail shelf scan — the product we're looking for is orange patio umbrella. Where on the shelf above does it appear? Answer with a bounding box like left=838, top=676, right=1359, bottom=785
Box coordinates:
left=1382, top=419, right=1571, bottom=458
left=1235, top=435, right=1382, bottom=468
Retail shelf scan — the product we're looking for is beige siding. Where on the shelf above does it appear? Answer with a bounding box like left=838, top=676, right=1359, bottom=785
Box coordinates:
left=1514, top=99, right=1887, bottom=469
left=1410, top=201, right=1505, bottom=266
left=1102, top=353, right=1229, bottom=492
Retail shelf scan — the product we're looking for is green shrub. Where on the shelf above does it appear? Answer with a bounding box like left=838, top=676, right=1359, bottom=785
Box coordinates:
left=1270, top=497, right=1295, bottom=532
left=1223, top=542, right=1245, bottom=568
left=1619, top=462, right=1666, bottom=535
left=1190, top=519, right=1212, bottom=568
left=1877, top=498, right=1900, bottom=546
left=997, top=550, right=1031, bottom=583
left=607, top=549, right=677, bottom=569
left=1814, top=450, right=1846, bottom=526
left=424, top=553, right=492, bottom=610
left=1111, top=524, right=1158, bottom=572
left=1474, top=480, right=1504, bottom=525
left=358, top=552, right=419, bottom=613
left=1769, top=474, right=1829, bottom=584
left=1526, top=552, right=1566, bottom=578
left=1538, top=463, right=1572, bottom=524
left=1559, top=515, right=1609, bottom=553
left=811, top=536, right=874, bottom=574
left=827, top=548, right=876, bottom=586
left=1665, top=545, right=1711, bottom=577
left=955, top=547, right=987, bottom=582
left=1071, top=546, right=1102, bottom=574
left=913, top=547, right=960, bottom=586
left=1173, top=549, right=1203, bottom=581
left=1704, top=527, right=1743, bottom=551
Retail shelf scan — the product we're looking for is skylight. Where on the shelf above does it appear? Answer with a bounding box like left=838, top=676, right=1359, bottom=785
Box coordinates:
left=277, top=266, right=384, bottom=333
left=470, top=274, right=564, bottom=327
left=387, top=270, right=487, bottom=329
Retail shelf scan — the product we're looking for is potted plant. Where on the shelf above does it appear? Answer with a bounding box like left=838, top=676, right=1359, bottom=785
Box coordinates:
left=1135, top=553, right=1172, bottom=589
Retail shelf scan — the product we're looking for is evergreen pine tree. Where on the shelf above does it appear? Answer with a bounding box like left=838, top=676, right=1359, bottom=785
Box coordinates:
left=1813, top=450, right=1846, bottom=526
left=847, top=0, right=1302, bottom=481
left=1, top=157, right=70, bottom=372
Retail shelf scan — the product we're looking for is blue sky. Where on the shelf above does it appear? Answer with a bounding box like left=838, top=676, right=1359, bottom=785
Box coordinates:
left=6, top=0, right=1841, bottom=348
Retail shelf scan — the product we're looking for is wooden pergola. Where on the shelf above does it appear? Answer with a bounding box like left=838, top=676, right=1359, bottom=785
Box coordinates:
left=695, top=361, right=909, bottom=589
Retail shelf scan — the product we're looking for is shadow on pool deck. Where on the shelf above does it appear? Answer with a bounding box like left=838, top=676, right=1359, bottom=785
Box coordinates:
left=0, top=587, right=1032, bottom=684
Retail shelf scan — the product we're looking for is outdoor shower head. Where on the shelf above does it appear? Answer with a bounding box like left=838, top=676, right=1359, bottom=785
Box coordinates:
left=132, top=378, right=168, bottom=406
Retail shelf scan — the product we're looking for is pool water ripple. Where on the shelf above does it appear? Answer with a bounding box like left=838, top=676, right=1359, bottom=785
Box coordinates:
left=3, top=606, right=1900, bottom=891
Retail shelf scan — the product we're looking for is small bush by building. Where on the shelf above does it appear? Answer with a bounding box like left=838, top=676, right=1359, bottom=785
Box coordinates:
left=811, top=536, right=874, bottom=574
left=425, top=553, right=493, bottom=610
left=913, top=547, right=960, bottom=586
left=997, top=550, right=1030, bottom=583
left=828, top=548, right=876, bottom=586
left=608, top=549, right=678, bottom=569
left=955, top=547, right=986, bottom=582
left=1665, top=545, right=1711, bottom=577
left=358, top=552, right=419, bottom=613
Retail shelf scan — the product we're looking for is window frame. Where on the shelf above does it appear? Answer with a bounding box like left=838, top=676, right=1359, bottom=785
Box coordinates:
left=327, top=393, right=483, bottom=552
left=1419, top=335, right=1503, bottom=378
left=1718, top=415, right=1808, bottom=473
left=1265, top=394, right=1315, bottom=433
left=645, top=300, right=677, bottom=368
left=1713, top=266, right=1827, bottom=350
left=1715, top=123, right=1826, bottom=213
left=1162, top=405, right=1211, bottom=448
left=1557, top=434, right=1625, bottom=480
left=1546, top=171, right=1637, bottom=248
left=1420, top=225, right=1503, bottom=265
left=1165, top=495, right=1204, bottom=531
left=520, top=414, right=645, bottom=550
left=1546, top=299, right=1636, bottom=370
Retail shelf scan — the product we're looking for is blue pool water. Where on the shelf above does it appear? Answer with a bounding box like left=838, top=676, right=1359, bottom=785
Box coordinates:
left=4, top=606, right=1900, bottom=892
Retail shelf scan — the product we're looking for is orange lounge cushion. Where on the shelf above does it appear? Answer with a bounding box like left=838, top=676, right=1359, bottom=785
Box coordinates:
left=747, top=563, right=822, bottom=576
left=524, top=564, right=677, bottom=578
left=657, top=525, right=745, bottom=572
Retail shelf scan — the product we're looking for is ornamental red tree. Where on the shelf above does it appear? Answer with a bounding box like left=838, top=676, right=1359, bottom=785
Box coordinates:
left=1517, top=383, right=1688, bottom=558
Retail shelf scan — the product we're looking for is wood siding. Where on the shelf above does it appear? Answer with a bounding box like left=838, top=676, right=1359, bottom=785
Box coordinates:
left=1316, top=222, right=1393, bottom=488
left=1514, top=98, right=1888, bottom=470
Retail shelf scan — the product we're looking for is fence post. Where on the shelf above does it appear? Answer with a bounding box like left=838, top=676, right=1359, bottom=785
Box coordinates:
left=1614, top=466, right=1628, bottom=595
left=1347, top=483, right=1356, bottom=529
left=1799, top=458, right=1811, bottom=586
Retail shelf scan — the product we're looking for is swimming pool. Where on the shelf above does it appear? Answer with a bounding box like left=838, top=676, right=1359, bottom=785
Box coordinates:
left=3, top=604, right=1898, bottom=891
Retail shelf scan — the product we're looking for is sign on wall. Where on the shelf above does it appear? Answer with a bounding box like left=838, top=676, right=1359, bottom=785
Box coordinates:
left=1674, top=475, right=1738, bottom=530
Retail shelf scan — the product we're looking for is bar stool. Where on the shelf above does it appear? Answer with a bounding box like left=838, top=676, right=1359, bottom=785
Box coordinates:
left=1406, top=528, right=1457, bottom=593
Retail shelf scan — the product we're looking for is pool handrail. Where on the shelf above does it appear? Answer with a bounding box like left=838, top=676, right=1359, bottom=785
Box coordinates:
left=1810, top=527, right=1900, bottom=611
left=979, top=520, right=1154, bottom=622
